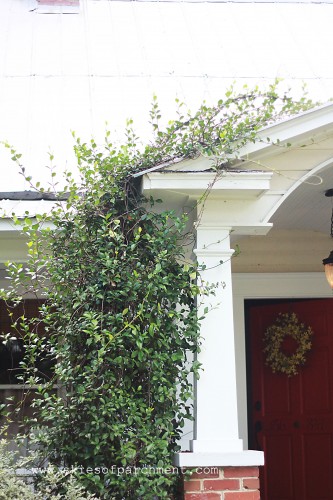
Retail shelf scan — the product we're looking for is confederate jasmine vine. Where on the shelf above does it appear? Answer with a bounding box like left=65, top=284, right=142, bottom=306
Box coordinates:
left=0, top=82, right=313, bottom=498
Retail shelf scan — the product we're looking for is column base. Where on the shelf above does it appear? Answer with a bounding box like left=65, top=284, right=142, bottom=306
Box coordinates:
left=174, top=450, right=264, bottom=468
left=190, top=438, right=244, bottom=453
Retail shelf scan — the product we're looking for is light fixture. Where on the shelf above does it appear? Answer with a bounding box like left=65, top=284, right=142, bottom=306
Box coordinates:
left=323, top=189, right=333, bottom=289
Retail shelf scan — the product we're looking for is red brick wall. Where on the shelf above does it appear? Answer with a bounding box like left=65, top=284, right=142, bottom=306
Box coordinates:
left=183, top=466, right=260, bottom=500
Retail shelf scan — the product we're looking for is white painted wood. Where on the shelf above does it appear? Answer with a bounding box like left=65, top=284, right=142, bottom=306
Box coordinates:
left=142, top=171, right=272, bottom=199
left=231, top=229, right=333, bottom=273
left=174, top=450, right=264, bottom=468
left=240, top=103, right=333, bottom=161
left=189, top=202, right=243, bottom=454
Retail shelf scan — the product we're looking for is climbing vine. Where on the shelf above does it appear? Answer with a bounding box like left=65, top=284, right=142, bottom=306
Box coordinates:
left=0, top=82, right=314, bottom=498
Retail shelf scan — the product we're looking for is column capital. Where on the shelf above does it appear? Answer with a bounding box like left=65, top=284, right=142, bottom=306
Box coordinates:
left=195, top=226, right=233, bottom=255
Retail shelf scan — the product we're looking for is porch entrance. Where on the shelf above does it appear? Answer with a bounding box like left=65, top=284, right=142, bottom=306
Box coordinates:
left=246, top=298, right=333, bottom=500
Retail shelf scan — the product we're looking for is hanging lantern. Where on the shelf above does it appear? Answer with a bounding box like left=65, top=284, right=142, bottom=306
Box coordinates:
left=323, top=250, right=333, bottom=289
left=323, top=189, right=333, bottom=289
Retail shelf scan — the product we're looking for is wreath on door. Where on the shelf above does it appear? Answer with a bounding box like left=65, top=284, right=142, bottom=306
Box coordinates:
left=263, top=312, right=313, bottom=377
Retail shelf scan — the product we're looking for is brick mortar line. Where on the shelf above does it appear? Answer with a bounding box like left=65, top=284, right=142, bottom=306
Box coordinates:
left=184, top=481, right=259, bottom=493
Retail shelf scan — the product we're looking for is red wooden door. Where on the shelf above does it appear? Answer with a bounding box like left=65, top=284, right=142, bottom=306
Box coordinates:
left=247, top=298, right=333, bottom=500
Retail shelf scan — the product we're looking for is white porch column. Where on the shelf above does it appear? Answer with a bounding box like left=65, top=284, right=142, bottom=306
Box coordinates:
left=174, top=199, right=264, bottom=467
left=191, top=208, right=242, bottom=453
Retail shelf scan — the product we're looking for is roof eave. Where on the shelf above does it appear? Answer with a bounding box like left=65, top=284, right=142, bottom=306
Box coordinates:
left=133, top=102, right=333, bottom=178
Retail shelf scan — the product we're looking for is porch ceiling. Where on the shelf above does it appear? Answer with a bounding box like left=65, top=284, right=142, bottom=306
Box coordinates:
left=271, top=165, right=333, bottom=235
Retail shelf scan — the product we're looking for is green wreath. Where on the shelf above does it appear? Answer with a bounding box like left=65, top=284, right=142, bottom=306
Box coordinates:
left=263, top=312, right=313, bottom=377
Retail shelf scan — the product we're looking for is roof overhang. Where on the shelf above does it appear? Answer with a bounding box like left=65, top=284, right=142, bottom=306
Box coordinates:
left=141, top=170, right=272, bottom=200
left=239, top=102, right=333, bottom=162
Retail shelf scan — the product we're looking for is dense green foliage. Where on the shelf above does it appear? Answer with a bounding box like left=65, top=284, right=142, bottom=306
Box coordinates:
left=0, top=83, right=313, bottom=498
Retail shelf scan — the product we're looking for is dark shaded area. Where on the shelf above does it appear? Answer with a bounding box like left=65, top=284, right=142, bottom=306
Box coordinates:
left=0, top=299, right=53, bottom=384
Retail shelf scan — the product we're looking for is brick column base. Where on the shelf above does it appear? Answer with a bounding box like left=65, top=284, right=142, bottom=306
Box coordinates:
left=183, top=466, right=260, bottom=500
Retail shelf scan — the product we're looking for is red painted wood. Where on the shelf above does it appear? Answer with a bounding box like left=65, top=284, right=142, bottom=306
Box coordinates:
left=247, top=298, right=333, bottom=500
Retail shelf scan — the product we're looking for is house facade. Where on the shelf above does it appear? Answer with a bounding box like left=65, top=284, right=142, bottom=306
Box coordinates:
left=1, top=0, right=333, bottom=498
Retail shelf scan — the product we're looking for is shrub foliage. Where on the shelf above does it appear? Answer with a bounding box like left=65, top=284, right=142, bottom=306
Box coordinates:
left=0, top=83, right=313, bottom=498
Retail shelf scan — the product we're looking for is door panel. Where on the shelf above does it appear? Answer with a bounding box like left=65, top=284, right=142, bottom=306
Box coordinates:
left=301, top=348, right=331, bottom=412
left=303, top=434, right=333, bottom=498
left=264, top=375, right=291, bottom=415
left=264, top=434, right=294, bottom=500
left=247, top=298, right=333, bottom=500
